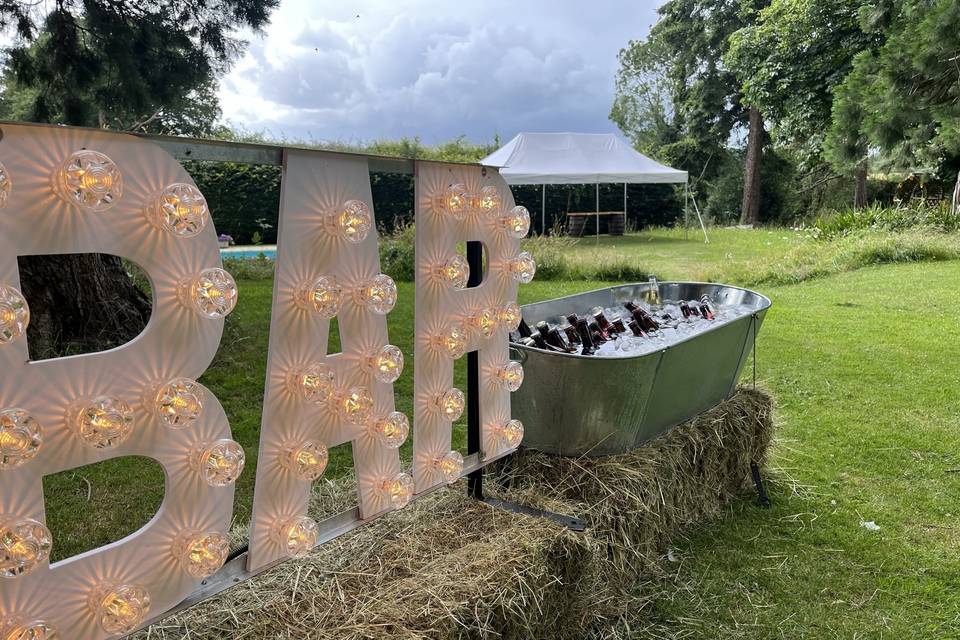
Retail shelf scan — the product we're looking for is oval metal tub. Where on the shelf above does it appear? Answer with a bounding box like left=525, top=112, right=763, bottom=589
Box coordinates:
left=511, top=281, right=771, bottom=456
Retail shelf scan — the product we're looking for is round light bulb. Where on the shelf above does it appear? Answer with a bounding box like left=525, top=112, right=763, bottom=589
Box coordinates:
left=437, top=183, right=468, bottom=220
left=0, top=517, right=51, bottom=578
left=179, top=268, right=238, bottom=319
left=433, top=450, right=464, bottom=484
left=0, top=285, right=29, bottom=345
left=431, top=323, right=469, bottom=359
left=370, top=412, right=409, bottom=449
left=355, top=274, right=397, bottom=315
left=295, top=276, right=341, bottom=318
left=54, top=150, right=122, bottom=212
left=287, top=363, right=336, bottom=403
left=499, top=205, right=531, bottom=238
left=192, top=439, right=245, bottom=487
left=147, top=183, right=209, bottom=237
left=435, top=255, right=470, bottom=290
left=274, top=516, right=318, bottom=558
left=470, top=307, right=498, bottom=338
left=334, top=200, right=372, bottom=243
left=377, top=472, right=414, bottom=509
left=283, top=440, right=328, bottom=481
left=174, top=531, right=230, bottom=578
left=145, top=377, right=204, bottom=429
left=331, top=386, right=374, bottom=425
left=496, top=301, right=522, bottom=332
left=0, top=409, right=42, bottom=469
left=435, top=388, right=465, bottom=422
left=494, top=419, right=524, bottom=448
left=508, top=251, right=537, bottom=284
left=366, top=344, right=404, bottom=383
left=69, top=395, right=134, bottom=449
left=0, top=162, right=11, bottom=208
left=496, top=361, right=525, bottom=392
left=0, top=616, right=57, bottom=640
left=89, top=583, right=150, bottom=636
left=478, top=185, right=501, bottom=215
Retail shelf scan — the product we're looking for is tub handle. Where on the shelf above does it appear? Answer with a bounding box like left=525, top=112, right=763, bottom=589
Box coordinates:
left=509, top=344, right=528, bottom=364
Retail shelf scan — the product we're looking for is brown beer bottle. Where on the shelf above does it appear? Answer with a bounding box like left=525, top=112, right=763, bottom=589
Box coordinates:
left=576, top=318, right=596, bottom=355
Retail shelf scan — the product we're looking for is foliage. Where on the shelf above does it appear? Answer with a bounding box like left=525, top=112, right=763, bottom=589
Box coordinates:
left=184, top=161, right=282, bottom=245
left=378, top=222, right=417, bottom=282
left=813, top=202, right=960, bottom=238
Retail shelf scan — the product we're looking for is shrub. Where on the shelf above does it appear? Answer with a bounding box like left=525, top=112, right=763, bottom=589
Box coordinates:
left=379, top=222, right=417, bottom=282
left=814, top=202, right=960, bottom=238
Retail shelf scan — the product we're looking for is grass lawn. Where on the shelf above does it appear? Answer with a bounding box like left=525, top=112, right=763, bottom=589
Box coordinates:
left=41, top=228, right=960, bottom=636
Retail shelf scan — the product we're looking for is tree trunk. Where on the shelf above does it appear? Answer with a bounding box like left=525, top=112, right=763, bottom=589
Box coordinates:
left=740, top=107, right=764, bottom=226
left=18, top=254, right=151, bottom=359
left=854, top=159, right=868, bottom=209
left=952, top=171, right=960, bottom=215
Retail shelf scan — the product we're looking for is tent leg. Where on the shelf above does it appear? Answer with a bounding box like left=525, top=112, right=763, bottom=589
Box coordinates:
left=596, top=183, right=600, bottom=244
left=542, top=184, right=546, bottom=236
left=684, top=182, right=689, bottom=241
left=623, top=183, right=627, bottom=233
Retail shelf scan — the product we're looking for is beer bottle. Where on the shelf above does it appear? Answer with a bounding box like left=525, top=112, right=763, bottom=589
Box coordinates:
left=576, top=319, right=596, bottom=355
left=628, top=319, right=646, bottom=337
left=518, top=317, right=534, bottom=338
left=611, top=316, right=627, bottom=335
left=560, top=318, right=581, bottom=344
left=699, top=295, right=715, bottom=320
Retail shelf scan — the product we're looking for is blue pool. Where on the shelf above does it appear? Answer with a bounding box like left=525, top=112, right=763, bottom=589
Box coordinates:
left=221, top=246, right=277, bottom=260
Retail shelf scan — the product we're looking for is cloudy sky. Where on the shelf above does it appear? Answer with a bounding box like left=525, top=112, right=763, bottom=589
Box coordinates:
left=219, top=0, right=662, bottom=144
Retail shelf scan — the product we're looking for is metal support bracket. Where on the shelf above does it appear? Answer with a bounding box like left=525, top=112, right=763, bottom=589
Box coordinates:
left=750, top=461, right=772, bottom=508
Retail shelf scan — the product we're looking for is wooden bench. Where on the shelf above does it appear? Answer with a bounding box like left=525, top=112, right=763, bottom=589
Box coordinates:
left=566, top=211, right=625, bottom=237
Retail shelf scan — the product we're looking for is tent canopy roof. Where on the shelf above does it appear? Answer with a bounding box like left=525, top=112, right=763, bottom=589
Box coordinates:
left=480, top=132, right=688, bottom=185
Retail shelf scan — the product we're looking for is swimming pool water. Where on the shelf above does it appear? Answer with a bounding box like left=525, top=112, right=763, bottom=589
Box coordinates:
left=221, top=247, right=277, bottom=260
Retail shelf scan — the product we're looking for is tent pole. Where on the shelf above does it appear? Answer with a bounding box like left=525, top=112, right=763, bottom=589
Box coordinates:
left=595, top=183, right=600, bottom=244
left=623, top=183, right=627, bottom=233
left=684, top=181, right=689, bottom=241
left=541, top=184, right=546, bottom=236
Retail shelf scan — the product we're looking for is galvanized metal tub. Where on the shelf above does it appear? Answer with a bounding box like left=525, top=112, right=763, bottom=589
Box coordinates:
left=511, top=282, right=771, bottom=456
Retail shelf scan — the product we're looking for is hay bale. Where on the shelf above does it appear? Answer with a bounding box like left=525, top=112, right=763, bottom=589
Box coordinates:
left=137, top=387, right=772, bottom=639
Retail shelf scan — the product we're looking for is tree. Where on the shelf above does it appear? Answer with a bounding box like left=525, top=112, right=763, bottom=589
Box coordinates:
left=0, top=0, right=277, bottom=356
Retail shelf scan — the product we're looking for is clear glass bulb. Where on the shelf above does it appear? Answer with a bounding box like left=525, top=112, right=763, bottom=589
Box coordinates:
left=0, top=616, right=57, bottom=640
left=377, top=472, right=414, bottom=509
left=366, top=344, right=404, bottom=383
left=69, top=395, right=134, bottom=449
left=54, top=150, right=122, bottom=212
left=0, top=409, right=42, bottom=469
left=496, top=301, right=522, bottom=332
left=89, top=583, right=150, bottom=636
left=148, top=183, right=209, bottom=237
left=283, top=440, right=328, bottom=481
left=0, top=162, right=10, bottom=208
left=478, top=185, right=501, bottom=215
left=433, top=450, right=464, bottom=484
left=508, top=251, right=537, bottom=283
left=0, top=517, right=51, bottom=578
left=435, top=255, right=470, bottom=289
left=355, top=274, right=397, bottom=315
left=470, top=307, right=498, bottom=338
left=145, top=377, right=204, bottom=429
left=333, top=200, right=373, bottom=243
left=435, top=388, right=465, bottom=421
left=0, top=285, right=29, bottom=345
left=494, top=419, right=524, bottom=448
left=499, top=205, right=531, bottom=238
left=174, top=531, right=230, bottom=578
left=437, top=183, right=468, bottom=220
left=295, top=276, right=341, bottom=318
left=431, top=323, right=469, bottom=359
left=274, top=516, right=318, bottom=558
left=179, top=268, right=238, bottom=319
left=331, top=386, right=374, bottom=425
left=192, top=439, right=245, bottom=487
left=287, top=363, right=336, bottom=403
left=370, top=412, right=409, bottom=449
left=496, top=361, right=525, bottom=392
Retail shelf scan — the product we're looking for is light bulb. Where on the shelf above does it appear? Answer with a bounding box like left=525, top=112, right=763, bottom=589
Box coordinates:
left=377, top=472, right=414, bottom=509
left=179, top=268, right=238, bottom=319
left=435, top=388, right=465, bottom=422
left=469, top=307, right=498, bottom=338
left=274, top=516, right=318, bottom=558
left=433, top=450, right=464, bottom=484
left=478, top=185, right=501, bottom=215
left=0, top=162, right=11, bottom=209
left=283, top=440, right=328, bottom=481
left=144, top=377, right=204, bottom=429
left=0, top=409, right=42, bottom=469
left=89, top=583, right=150, bottom=636
left=330, top=200, right=372, bottom=243
left=192, top=439, right=245, bottom=487
left=69, top=395, right=134, bottom=449
left=0, top=616, right=57, bottom=640
left=430, top=323, right=469, bottom=359
left=493, top=419, right=524, bottom=448
left=0, top=517, right=51, bottom=578
left=147, top=183, right=209, bottom=237
left=496, top=361, right=525, bottom=392
left=0, top=285, right=29, bottom=345
left=54, top=150, right=122, bottom=212
left=496, top=301, right=522, bottom=332
left=370, top=412, right=409, bottom=449
left=508, top=251, right=537, bottom=283
left=174, top=531, right=230, bottom=578
left=435, top=255, right=470, bottom=289
left=287, top=363, right=336, bottom=403
left=295, top=276, right=341, bottom=318
left=499, top=205, right=531, bottom=238
left=436, top=183, right=468, bottom=220
left=365, top=344, right=404, bottom=383
left=331, top=386, right=374, bottom=425
left=354, top=274, right=397, bottom=315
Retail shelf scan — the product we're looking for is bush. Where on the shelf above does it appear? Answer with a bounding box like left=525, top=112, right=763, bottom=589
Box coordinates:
left=379, top=222, right=416, bottom=281
left=814, top=202, right=960, bottom=238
